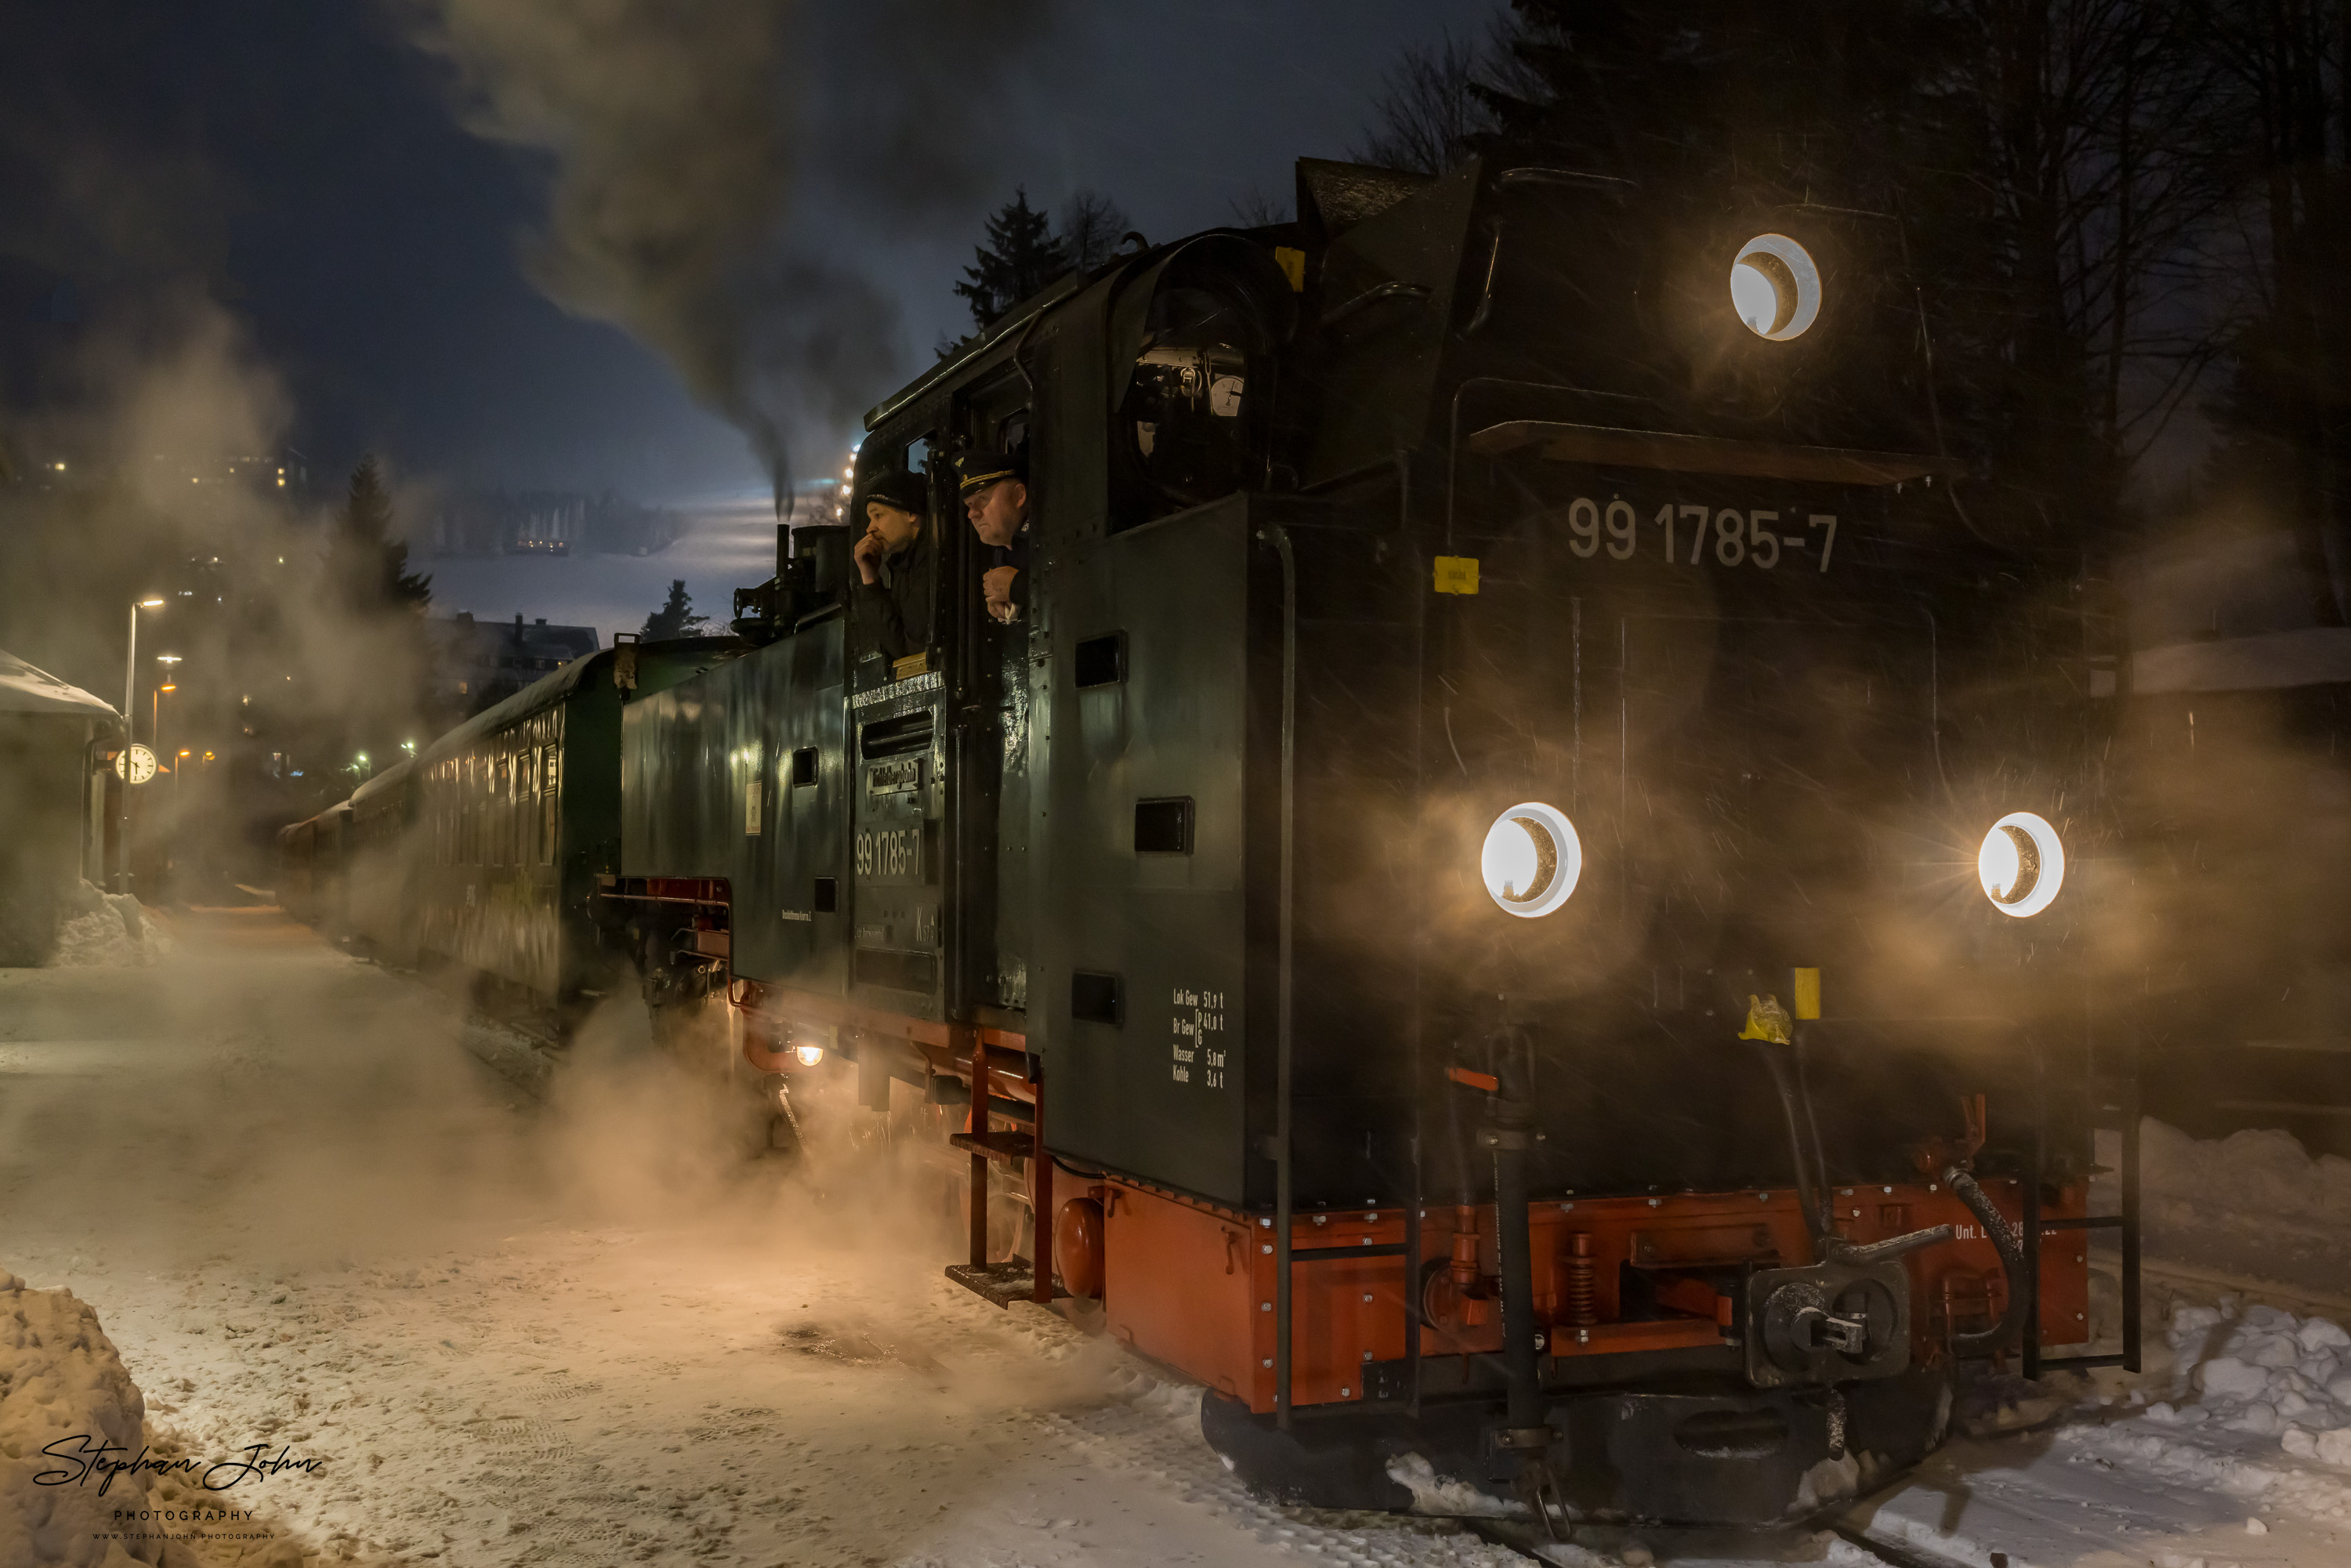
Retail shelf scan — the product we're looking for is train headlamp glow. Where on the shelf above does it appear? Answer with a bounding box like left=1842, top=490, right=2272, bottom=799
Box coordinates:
left=1480, top=802, right=1581, bottom=918
left=1977, top=812, right=2066, bottom=918
left=793, top=1043, right=825, bottom=1068
left=1730, top=234, right=1822, bottom=341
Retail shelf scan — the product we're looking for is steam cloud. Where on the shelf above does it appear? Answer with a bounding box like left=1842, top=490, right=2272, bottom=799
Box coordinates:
left=408, top=0, right=1068, bottom=505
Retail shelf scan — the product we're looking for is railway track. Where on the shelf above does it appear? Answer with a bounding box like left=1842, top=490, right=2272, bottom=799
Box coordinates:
left=1462, top=1512, right=1976, bottom=1567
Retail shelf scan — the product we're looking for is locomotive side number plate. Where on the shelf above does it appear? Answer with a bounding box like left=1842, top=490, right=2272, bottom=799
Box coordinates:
left=853, top=826, right=924, bottom=880
left=1172, top=987, right=1230, bottom=1089
left=1558, top=497, right=1840, bottom=573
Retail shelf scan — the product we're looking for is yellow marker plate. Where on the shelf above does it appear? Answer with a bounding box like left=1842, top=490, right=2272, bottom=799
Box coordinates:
left=1793, top=967, right=1821, bottom=1020
left=1433, top=556, right=1480, bottom=595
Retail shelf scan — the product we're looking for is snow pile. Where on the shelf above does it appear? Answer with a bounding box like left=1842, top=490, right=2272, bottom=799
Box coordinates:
left=0, top=1269, right=190, bottom=1567
left=49, top=882, right=174, bottom=968
left=2060, top=1299, right=2351, bottom=1528
left=2145, top=1302, right=2351, bottom=1457
left=2103, top=1119, right=2351, bottom=1296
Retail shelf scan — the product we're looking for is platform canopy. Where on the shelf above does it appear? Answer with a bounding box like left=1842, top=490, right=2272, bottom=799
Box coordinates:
left=0, top=648, right=120, bottom=722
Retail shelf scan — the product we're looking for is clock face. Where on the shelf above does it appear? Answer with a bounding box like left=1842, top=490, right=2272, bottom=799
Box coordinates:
left=116, top=744, right=158, bottom=785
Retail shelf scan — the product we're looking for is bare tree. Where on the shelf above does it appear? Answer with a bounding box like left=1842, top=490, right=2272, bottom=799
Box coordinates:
left=1926, top=0, right=2241, bottom=485
left=1227, top=186, right=1291, bottom=226
left=1350, top=31, right=1502, bottom=175
left=2175, top=0, right=2351, bottom=617
left=1058, top=188, right=1132, bottom=271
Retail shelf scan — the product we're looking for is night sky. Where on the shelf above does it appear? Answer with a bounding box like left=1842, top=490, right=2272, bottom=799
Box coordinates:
left=4, top=2, right=1505, bottom=639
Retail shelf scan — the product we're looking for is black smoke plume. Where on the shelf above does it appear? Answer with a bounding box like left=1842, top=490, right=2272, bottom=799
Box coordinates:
left=407, top=0, right=1066, bottom=510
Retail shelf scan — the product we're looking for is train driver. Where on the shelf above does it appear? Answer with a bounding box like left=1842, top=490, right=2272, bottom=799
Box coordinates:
left=957, top=449, right=1031, bottom=625
left=846, top=468, right=936, bottom=663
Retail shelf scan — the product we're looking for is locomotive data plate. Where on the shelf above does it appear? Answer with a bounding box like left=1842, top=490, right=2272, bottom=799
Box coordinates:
left=1169, top=986, right=1232, bottom=1091
left=866, top=757, right=923, bottom=798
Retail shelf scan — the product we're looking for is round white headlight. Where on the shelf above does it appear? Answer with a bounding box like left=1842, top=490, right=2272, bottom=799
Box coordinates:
left=1730, top=234, right=1823, bottom=341
left=793, top=1042, right=825, bottom=1068
left=1977, top=811, right=2065, bottom=918
left=1480, top=802, right=1581, bottom=918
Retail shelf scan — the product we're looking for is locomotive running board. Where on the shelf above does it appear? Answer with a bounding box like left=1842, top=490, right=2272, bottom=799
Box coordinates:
left=944, top=1260, right=1068, bottom=1309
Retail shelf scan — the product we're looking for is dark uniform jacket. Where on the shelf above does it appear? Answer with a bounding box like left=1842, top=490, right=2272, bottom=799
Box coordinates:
left=846, top=525, right=938, bottom=665
left=995, top=532, right=1031, bottom=618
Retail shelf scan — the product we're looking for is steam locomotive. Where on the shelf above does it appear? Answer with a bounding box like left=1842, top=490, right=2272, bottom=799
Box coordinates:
left=287, top=156, right=2143, bottom=1526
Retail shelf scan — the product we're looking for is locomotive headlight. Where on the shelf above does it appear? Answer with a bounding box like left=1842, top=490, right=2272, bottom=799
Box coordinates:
left=1730, top=234, right=1822, bottom=341
left=1480, top=802, right=1581, bottom=918
left=1977, top=812, right=2066, bottom=918
left=793, top=1042, right=825, bottom=1067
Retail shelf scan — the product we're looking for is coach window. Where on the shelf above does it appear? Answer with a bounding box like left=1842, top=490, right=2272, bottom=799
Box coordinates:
left=522, top=748, right=538, bottom=865
left=541, top=748, right=558, bottom=863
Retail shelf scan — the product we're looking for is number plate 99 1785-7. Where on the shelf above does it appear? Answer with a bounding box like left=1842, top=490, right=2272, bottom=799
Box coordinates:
left=1559, top=498, right=1840, bottom=573
left=854, top=827, right=924, bottom=881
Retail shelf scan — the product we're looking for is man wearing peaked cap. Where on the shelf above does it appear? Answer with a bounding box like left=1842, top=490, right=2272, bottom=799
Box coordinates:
left=957, top=449, right=1031, bottom=624
left=847, top=466, right=936, bottom=664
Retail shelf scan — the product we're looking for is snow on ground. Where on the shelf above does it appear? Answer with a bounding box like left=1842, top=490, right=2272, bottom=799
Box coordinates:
left=9, top=910, right=2351, bottom=1567
left=47, top=884, right=173, bottom=969
left=0, top=914, right=1527, bottom=1567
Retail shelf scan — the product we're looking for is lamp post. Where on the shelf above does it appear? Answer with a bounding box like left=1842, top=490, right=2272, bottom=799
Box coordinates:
left=118, top=597, right=165, bottom=894
left=153, top=672, right=179, bottom=752
left=154, top=660, right=182, bottom=900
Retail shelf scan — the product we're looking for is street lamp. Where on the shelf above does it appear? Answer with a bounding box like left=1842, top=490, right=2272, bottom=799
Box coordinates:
left=118, top=597, right=165, bottom=894
left=153, top=670, right=179, bottom=771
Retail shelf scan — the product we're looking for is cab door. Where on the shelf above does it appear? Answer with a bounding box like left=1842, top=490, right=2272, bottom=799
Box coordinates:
left=940, top=376, right=1036, bottom=1027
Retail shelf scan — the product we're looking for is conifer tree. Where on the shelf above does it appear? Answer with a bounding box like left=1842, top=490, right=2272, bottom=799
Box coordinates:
left=640, top=579, right=709, bottom=640
left=954, top=189, right=1070, bottom=328
left=330, top=454, right=432, bottom=611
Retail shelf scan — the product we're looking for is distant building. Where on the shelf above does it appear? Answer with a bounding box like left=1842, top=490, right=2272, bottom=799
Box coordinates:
left=423, top=490, right=679, bottom=558
left=0, top=649, right=118, bottom=962
left=0, top=444, right=311, bottom=502
left=428, top=613, right=600, bottom=715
